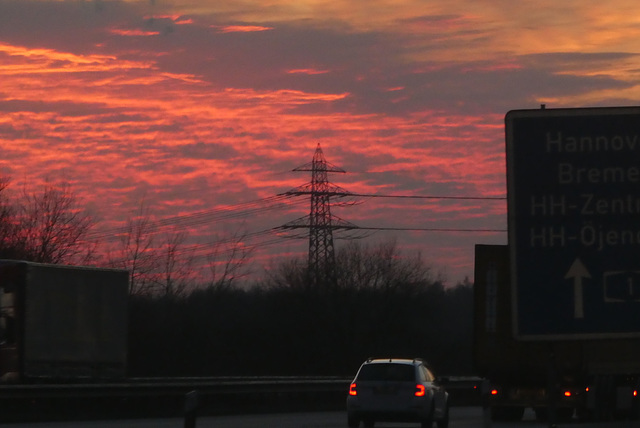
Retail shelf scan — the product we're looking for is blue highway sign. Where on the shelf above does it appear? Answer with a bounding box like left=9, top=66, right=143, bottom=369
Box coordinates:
left=506, top=106, right=640, bottom=339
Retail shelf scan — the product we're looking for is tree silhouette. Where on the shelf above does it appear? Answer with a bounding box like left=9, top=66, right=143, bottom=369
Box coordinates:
left=108, top=201, right=159, bottom=295
left=159, top=229, right=195, bottom=296
left=0, top=179, right=95, bottom=264
left=127, top=240, right=475, bottom=377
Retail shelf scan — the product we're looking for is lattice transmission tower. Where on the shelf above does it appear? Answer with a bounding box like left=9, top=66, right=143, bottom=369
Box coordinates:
left=282, top=144, right=357, bottom=288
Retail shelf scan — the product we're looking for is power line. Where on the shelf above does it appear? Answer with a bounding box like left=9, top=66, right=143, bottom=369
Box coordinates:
left=105, top=220, right=507, bottom=267
left=84, top=194, right=305, bottom=242
left=85, top=187, right=506, bottom=267
left=86, top=191, right=504, bottom=243
left=345, top=226, right=506, bottom=232
left=280, top=191, right=505, bottom=200
left=349, top=193, right=506, bottom=201
left=104, top=227, right=281, bottom=265
left=275, top=225, right=506, bottom=234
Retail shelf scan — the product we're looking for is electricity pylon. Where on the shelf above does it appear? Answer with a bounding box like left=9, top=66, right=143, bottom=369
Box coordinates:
left=282, top=144, right=356, bottom=288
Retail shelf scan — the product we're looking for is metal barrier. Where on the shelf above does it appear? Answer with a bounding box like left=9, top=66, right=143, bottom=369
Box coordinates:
left=0, top=376, right=482, bottom=423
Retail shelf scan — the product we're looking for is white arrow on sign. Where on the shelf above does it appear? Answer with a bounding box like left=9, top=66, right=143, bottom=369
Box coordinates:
left=564, top=258, right=591, bottom=319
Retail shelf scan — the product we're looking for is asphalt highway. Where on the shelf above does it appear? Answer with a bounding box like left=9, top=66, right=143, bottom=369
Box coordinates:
left=1, top=408, right=637, bottom=428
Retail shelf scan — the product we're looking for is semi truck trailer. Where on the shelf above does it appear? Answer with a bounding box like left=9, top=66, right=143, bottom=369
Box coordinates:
left=474, top=244, right=640, bottom=422
left=0, top=260, right=129, bottom=382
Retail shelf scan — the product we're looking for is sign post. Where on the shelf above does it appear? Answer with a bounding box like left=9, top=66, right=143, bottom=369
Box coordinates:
left=506, top=106, right=640, bottom=339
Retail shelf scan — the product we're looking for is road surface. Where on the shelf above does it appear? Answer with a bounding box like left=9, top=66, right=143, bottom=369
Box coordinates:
left=1, top=408, right=637, bottom=428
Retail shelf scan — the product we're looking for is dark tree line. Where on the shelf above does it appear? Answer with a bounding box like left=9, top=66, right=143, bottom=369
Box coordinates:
left=128, top=242, right=475, bottom=377
left=0, top=177, right=476, bottom=376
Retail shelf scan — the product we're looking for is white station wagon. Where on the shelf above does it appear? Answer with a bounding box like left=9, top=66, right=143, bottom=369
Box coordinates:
left=346, top=358, right=449, bottom=428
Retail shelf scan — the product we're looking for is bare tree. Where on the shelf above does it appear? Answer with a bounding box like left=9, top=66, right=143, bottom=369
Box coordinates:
left=263, top=258, right=308, bottom=290
left=335, top=239, right=434, bottom=292
left=109, top=201, right=158, bottom=295
left=205, top=230, right=253, bottom=289
left=158, top=229, right=195, bottom=296
left=264, top=239, right=436, bottom=292
left=0, top=176, right=13, bottom=236
left=13, top=181, right=94, bottom=264
left=0, top=176, right=20, bottom=258
left=111, top=202, right=256, bottom=295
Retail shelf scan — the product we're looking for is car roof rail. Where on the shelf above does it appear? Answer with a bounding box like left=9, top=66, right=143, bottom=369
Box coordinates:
left=366, top=357, right=392, bottom=363
left=366, top=357, right=426, bottom=364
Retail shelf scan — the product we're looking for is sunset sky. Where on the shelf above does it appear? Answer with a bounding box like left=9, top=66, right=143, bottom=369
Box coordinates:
left=2, top=0, right=640, bottom=285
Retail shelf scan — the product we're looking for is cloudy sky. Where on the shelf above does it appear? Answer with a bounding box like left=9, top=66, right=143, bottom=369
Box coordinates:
left=1, top=0, right=640, bottom=284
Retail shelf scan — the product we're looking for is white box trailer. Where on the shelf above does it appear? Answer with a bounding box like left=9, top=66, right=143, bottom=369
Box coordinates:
left=0, top=260, right=129, bottom=382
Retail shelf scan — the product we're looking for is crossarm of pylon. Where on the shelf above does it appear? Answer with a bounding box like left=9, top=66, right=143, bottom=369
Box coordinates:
left=279, top=214, right=358, bottom=230
left=279, top=183, right=352, bottom=197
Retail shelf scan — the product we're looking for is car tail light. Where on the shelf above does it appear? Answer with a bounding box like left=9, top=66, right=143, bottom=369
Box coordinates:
left=349, top=383, right=357, bottom=396
left=564, top=391, right=572, bottom=397
left=634, top=390, right=638, bottom=397
left=415, top=385, right=426, bottom=397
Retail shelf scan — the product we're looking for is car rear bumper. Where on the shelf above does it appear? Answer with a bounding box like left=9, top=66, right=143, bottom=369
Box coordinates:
left=347, top=397, right=431, bottom=422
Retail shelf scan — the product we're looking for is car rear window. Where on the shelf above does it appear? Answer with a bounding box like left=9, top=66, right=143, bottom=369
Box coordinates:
left=357, top=363, right=415, bottom=382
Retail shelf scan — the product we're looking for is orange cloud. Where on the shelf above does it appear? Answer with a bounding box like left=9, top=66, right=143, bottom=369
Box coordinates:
left=287, top=68, right=330, bottom=75
left=144, top=14, right=194, bottom=25
left=109, top=29, right=161, bottom=37
left=214, top=25, right=274, bottom=33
